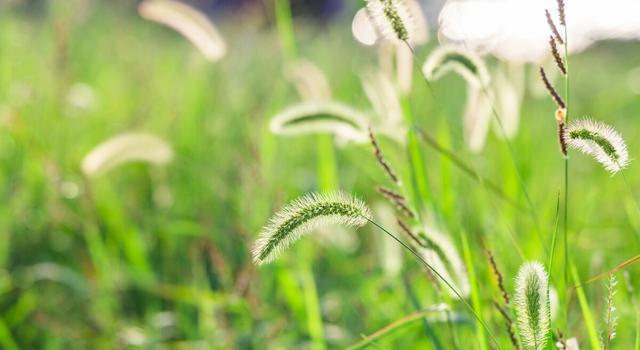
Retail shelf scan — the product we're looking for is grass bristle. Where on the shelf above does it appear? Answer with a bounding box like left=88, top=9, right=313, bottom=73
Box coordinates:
left=252, top=192, right=371, bottom=265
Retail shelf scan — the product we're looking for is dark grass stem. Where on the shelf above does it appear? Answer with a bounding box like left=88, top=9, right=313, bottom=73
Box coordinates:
left=365, top=218, right=502, bottom=350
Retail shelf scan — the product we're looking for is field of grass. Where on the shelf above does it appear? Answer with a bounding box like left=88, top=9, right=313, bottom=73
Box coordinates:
left=1, top=1, right=639, bottom=349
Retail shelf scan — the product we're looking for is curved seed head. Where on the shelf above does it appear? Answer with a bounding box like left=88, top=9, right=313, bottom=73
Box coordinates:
left=269, top=101, right=370, bottom=143
left=252, top=192, right=371, bottom=265
left=422, top=45, right=490, bottom=88
left=515, top=262, right=550, bottom=350
left=365, top=0, right=413, bottom=43
left=564, top=119, right=629, bottom=174
left=139, top=0, right=226, bottom=61
left=82, top=132, right=174, bottom=177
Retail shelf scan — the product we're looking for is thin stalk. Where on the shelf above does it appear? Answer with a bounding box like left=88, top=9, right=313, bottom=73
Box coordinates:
left=460, top=232, right=489, bottom=350
left=621, top=171, right=640, bottom=247
left=562, top=17, right=571, bottom=331
left=366, top=218, right=502, bottom=350
left=548, top=193, right=561, bottom=278
left=347, top=307, right=447, bottom=350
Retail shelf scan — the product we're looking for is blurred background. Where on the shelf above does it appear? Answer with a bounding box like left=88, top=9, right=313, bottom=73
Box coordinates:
left=1, top=0, right=640, bottom=349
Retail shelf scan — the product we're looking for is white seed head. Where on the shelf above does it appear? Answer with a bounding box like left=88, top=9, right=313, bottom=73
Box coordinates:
left=515, top=262, right=550, bottom=350
left=564, top=119, right=629, bottom=174
left=82, top=132, right=174, bottom=177
left=365, top=0, right=413, bottom=43
left=139, top=0, right=226, bottom=61
left=252, top=192, right=371, bottom=265
left=422, top=45, right=490, bottom=88
left=269, top=101, right=370, bottom=143
left=286, top=59, right=332, bottom=101
left=463, top=85, right=492, bottom=153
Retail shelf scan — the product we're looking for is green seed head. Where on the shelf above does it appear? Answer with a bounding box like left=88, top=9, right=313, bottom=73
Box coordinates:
left=252, top=192, right=371, bottom=265
left=515, top=262, right=550, bottom=350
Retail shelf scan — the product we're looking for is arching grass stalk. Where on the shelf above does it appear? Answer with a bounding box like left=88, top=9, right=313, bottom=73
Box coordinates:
left=365, top=218, right=502, bottom=349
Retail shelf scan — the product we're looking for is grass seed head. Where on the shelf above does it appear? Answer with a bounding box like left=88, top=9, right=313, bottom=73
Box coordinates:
left=252, top=192, right=371, bottom=265
left=539, top=66, right=565, bottom=109
left=422, top=45, right=490, bottom=88
left=269, top=101, right=369, bottom=143
left=564, top=119, right=629, bottom=174
left=545, top=9, right=564, bottom=45
left=365, top=0, right=412, bottom=43
left=549, top=36, right=567, bottom=75
left=515, top=261, right=550, bottom=350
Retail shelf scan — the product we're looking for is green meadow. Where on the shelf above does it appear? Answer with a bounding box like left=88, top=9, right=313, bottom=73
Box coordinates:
left=0, top=1, right=639, bottom=349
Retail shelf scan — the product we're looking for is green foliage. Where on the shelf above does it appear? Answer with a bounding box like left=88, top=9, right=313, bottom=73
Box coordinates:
left=0, top=2, right=639, bottom=349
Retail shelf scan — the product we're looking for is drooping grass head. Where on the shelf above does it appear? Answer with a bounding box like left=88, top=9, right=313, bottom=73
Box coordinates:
left=515, top=262, right=550, bottom=350
left=252, top=192, right=371, bottom=265
left=422, top=45, right=490, bottom=88
left=365, top=0, right=413, bottom=43
left=564, top=119, right=629, bottom=174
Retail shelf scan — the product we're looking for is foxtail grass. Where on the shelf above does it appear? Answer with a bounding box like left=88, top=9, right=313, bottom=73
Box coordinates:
left=514, top=262, right=550, bottom=350
left=563, top=119, right=629, bottom=174
left=252, top=192, right=370, bottom=264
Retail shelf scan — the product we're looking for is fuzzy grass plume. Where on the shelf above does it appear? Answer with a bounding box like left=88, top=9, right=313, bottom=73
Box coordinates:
left=364, top=0, right=413, bottom=43
left=252, top=192, right=371, bottom=265
left=269, top=101, right=369, bottom=143
left=564, top=119, right=629, bottom=174
left=422, top=45, right=490, bottom=88
left=81, top=132, right=174, bottom=177
left=139, top=0, right=226, bottom=61
left=515, top=262, right=550, bottom=350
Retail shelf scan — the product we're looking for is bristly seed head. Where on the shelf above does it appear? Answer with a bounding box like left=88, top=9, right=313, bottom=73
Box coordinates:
left=545, top=9, right=564, bottom=45
left=369, top=127, right=400, bottom=184
left=557, top=121, right=568, bottom=158
left=549, top=36, right=566, bottom=75
left=564, top=119, right=629, bottom=174
left=557, top=0, right=566, bottom=26
left=515, top=262, right=550, bottom=350
left=539, top=67, right=565, bottom=109
left=365, top=0, right=412, bottom=43
left=252, top=192, right=371, bottom=265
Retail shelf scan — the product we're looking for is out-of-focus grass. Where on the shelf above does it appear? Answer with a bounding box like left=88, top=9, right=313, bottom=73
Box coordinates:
left=1, top=1, right=640, bottom=349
